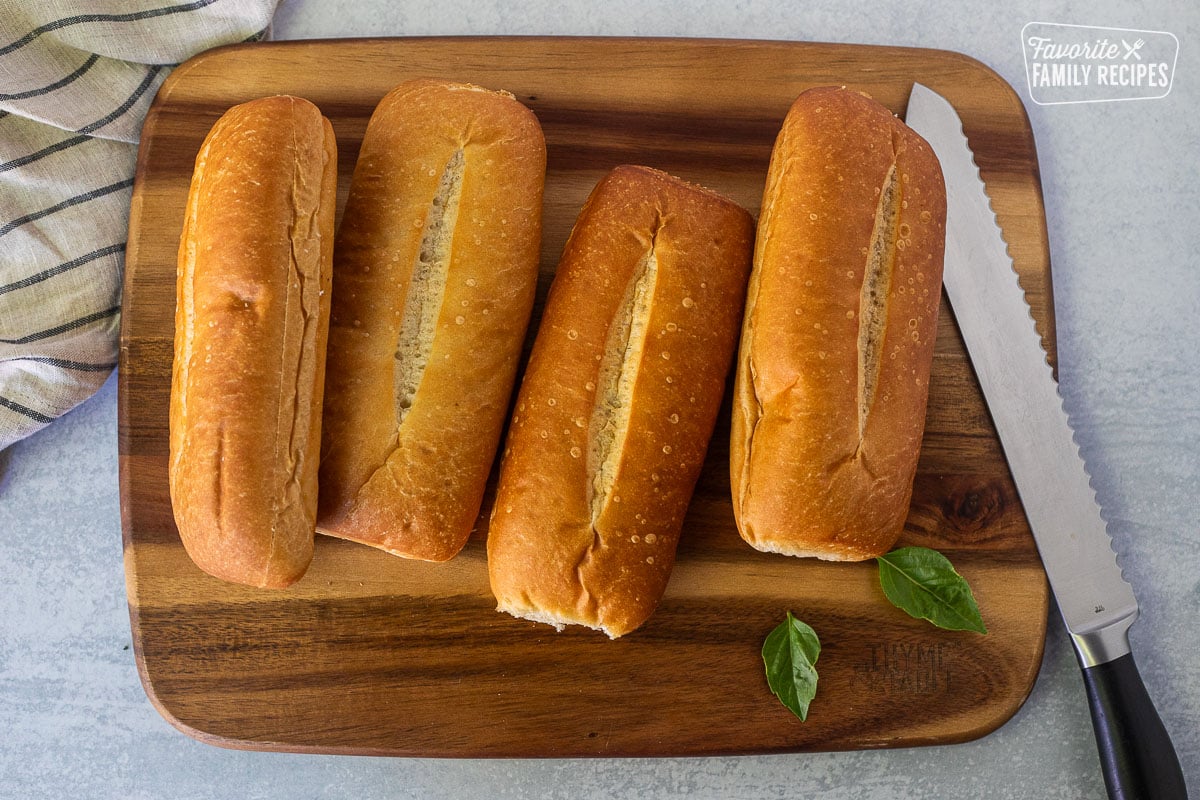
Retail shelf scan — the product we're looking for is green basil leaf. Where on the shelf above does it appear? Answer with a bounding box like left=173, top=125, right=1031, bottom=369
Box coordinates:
left=761, top=611, right=821, bottom=721
left=876, top=546, right=987, bottom=634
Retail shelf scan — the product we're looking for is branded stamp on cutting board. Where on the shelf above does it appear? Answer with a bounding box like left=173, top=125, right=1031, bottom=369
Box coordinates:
left=119, top=37, right=1051, bottom=757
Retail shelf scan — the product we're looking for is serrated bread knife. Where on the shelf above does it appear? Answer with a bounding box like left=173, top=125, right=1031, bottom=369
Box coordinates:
left=905, top=83, right=1185, bottom=800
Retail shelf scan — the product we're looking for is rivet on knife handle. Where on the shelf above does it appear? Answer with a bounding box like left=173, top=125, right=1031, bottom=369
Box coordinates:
left=904, top=83, right=1186, bottom=800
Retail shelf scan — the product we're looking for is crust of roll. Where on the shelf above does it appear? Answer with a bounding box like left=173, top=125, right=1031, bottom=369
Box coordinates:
left=317, top=79, right=546, bottom=562
left=169, top=95, right=337, bottom=588
left=488, top=165, right=754, bottom=637
left=731, top=87, right=947, bottom=561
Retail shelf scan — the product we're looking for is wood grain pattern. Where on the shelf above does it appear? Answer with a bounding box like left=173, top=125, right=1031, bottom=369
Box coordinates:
left=119, top=37, right=1052, bottom=757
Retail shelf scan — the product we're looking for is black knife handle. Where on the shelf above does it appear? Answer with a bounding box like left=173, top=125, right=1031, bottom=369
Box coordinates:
left=1081, top=652, right=1187, bottom=799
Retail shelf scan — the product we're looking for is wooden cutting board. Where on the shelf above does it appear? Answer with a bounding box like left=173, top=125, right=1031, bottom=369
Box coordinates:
left=119, top=37, right=1052, bottom=757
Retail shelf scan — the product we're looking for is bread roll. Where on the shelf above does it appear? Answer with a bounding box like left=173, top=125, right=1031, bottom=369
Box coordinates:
left=169, top=95, right=337, bottom=588
left=731, top=87, right=947, bottom=561
left=317, top=79, right=545, bottom=562
left=488, top=165, right=754, bottom=638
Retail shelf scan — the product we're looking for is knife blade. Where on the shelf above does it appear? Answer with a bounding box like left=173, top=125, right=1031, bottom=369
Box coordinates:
left=905, top=83, right=1185, bottom=800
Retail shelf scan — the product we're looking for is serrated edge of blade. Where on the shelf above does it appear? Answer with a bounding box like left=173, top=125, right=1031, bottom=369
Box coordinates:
left=906, top=84, right=1135, bottom=633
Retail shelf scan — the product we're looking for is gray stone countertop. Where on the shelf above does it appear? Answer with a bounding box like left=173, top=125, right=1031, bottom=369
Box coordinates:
left=2, top=1, right=1196, bottom=797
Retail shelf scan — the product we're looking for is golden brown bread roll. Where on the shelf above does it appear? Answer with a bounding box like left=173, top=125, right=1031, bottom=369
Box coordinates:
left=317, top=79, right=546, bottom=562
left=488, top=165, right=754, bottom=638
left=169, top=95, right=337, bottom=588
left=730, top=86, right=947, bottom=561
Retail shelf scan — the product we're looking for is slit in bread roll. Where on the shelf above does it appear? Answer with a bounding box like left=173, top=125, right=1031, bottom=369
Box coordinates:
left=488, top=165, right=754, bottom=638
left=857, top=162, right=900, bottom=440
left=589, top=239, right=659, bottom=525
left=394, top=148, right=465, bottom=424
left=317, top=79, right=545, bottom=562
left=169, top=95, right=336, bottom=588
left=731, top=87, right=946, bottom=562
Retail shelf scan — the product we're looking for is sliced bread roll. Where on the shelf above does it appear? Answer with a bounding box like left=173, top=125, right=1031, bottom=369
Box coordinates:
left=488, top=165, right=754, bottom=637
left=317, top=79, right=546, bottom=562
left=731, top=87, right=947, bottom=561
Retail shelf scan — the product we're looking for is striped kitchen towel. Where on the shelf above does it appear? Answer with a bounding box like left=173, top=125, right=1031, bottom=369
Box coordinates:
left=0, top=0, right=278, bottom=450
